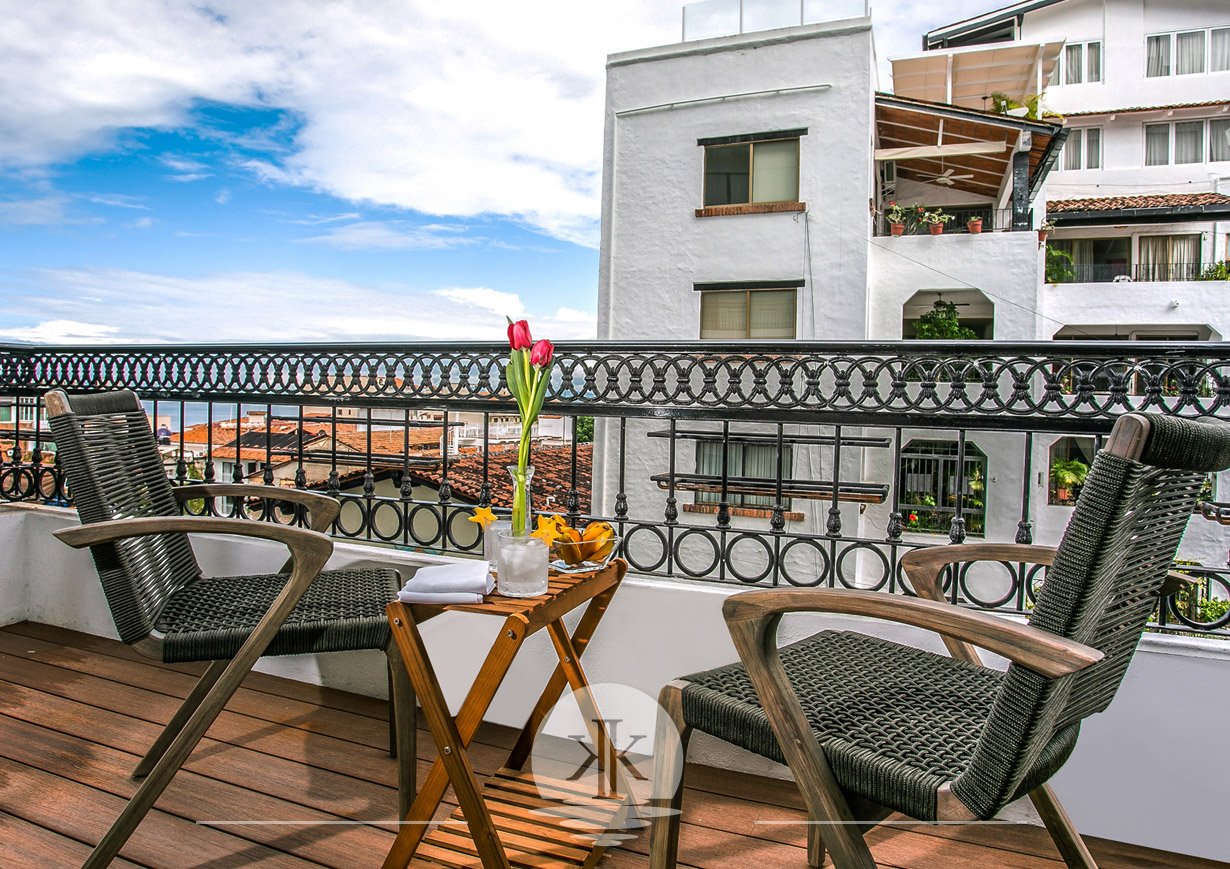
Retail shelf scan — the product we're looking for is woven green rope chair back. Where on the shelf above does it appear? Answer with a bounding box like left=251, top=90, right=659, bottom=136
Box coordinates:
left=952, top=413, right=1230, bottom=819
left=46, top=389, right=202, bottom=645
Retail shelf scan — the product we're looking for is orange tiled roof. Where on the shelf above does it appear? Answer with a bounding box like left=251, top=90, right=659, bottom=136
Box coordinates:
left=414, top=443, right=592, bottom=511
left=1064, top=100, right=1230, bottom=118
left=1047, top=192, right=1230, bottom=213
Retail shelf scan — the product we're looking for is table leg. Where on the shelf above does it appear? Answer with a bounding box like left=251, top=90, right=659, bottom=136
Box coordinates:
left=383, top=604, right=526, bottom=869
left=506, top=584, right=619, bottom=772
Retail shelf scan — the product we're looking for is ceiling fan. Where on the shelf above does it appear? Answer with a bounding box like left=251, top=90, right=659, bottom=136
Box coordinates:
left=918, top=167, right=975, bottom=187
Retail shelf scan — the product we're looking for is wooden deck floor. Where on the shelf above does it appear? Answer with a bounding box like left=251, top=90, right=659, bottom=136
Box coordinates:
left=0, top=621, right=1221, bottom=869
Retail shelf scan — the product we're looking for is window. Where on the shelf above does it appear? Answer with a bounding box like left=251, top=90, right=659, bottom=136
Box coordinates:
left=1147, top=34, right=1171, bottom=76
left=695, top=441, right=793, bottom=509
left=1061, top=128, right=1101, bottom=170
left=1145, top=123, right=1170, bottom=165
left=1176, top=30, right=1206, bottom=75
left=699, top=288, right=797, bottom=339
left=702, top=133, right=801, bottom=206
left=1148, top=27, right=1230, bottom=76
left=1048, top=438, right=1095, bottom=506
left=1048, top=238, right=1129, bottom=282
left=899, top=440, right=986, bottom=537
left=1175, top=121, right=1203, bottom=164
left=1146, top=119, right=1228, bottom=165
left=1214, top=28, right=1230, bottom=72
left=1138, top=234, right=1201, bottom=282
left=1052, top=40, right=1102, bottom=85
left=1212, top=119, right=1230, bottom=162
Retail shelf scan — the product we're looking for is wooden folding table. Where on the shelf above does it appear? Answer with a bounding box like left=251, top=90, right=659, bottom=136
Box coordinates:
left=383, top=559, right=633, bottom=869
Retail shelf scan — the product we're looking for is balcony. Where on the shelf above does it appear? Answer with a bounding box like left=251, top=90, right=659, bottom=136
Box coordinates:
left=3, top=339, right=1230, bottom=865
left=1048, top=262, right=1204, bottom=283
left=872, top=207, right=1029, bottom=237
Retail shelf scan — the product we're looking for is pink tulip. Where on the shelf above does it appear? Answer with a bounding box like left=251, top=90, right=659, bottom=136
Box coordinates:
left=507, top=319, right=533, bottom=351
left=530, top=339, right=554, bottom=367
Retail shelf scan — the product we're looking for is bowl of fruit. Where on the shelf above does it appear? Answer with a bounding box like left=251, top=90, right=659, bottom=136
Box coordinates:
left=544, top=517, right=620, bottom=574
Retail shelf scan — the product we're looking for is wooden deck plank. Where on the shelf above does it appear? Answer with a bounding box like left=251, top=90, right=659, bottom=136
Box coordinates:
left=0, top=622, right=1220, bottom=869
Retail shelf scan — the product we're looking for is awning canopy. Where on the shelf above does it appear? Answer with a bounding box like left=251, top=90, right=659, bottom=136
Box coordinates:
left=889, top=41, right=1063, bottom=111
left=875, top=94, right=1064, bottom=199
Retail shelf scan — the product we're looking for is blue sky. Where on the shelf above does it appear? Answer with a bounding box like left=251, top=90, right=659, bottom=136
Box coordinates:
left=0, top=1, right=1004, bottom=344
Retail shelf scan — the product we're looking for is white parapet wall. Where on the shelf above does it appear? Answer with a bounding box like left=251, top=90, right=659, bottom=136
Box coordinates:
left=3, top=502, right=1228, bottom=862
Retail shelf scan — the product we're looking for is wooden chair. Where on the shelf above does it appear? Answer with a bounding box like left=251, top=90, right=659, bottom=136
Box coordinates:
left=649, top=412, right=1230, bottom=868
left=45, top=389, right=416, bottom=868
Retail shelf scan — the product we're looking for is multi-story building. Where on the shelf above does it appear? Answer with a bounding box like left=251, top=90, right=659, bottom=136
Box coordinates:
left=924, top=0, right=1230, bottom=327
left=598, top=0, right=1229, bottom=578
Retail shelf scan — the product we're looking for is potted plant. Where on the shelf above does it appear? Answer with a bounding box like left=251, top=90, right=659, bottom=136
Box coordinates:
left=921, top=209, right=953, bottom=235
left=1038, top=219, right=1055, bottom=244
left=1050, top=458, right=1088, bottom=504
left=966, top=216, right=983, bottom=234
left=884, top=201, right=907, bottom=236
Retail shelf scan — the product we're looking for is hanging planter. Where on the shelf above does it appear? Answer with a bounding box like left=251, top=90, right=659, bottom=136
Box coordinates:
left=967, top=217, right=983, bottom=234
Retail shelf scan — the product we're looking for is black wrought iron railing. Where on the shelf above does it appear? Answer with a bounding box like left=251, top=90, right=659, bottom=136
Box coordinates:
left=1049, top=262, right=1202, bottom=284
left=873, top=207, right=1025, bottom=237
left=3, top=340, right=1229, bottom=635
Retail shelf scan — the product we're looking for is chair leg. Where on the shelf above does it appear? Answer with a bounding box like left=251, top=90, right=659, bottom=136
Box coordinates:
left=649, top=680, right=693, bottom=869
left=387, top=641, right=417, bottom=820
left=1030, top=783, right=1098, bottom=869
left=808, top=820, right=827, bottom=868
left=132, top=658, right=228, bottom=780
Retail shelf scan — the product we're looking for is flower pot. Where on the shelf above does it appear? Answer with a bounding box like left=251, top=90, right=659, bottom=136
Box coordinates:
left=967, top=218, right=983, bottom=234
left=889, top=222, right=905, bottom=237
left=1038, top=229, right=1049, bottom=243
left=929, top=223, right=944, bottom=236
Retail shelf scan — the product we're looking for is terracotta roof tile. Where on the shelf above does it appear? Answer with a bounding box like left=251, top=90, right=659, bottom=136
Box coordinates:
left=1063, top=100, right=1229, bottom=118
left=414, top=443, right=592, bottom=512
left=1047, top=192, right=1230, bottom=213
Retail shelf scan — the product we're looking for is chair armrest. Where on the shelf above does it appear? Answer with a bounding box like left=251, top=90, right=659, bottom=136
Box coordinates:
left=723, top=588, right=1102, bottom=679
left=901, top=544, right=1058, bottom=666
left=54, top=515, right=334, bottom=568
left=173, top=484, right=340, bottom=532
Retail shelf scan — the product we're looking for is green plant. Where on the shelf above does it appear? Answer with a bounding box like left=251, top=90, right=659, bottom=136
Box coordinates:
left=914, top=301, right=977, bottom=340
left=1046, top=246, right=1075, bottom=283
left=989, top=91, right=1063, bottom=120
left=920, top=209, right=953, bottom=225
left=1198, top=260, right=1230, bottom=281
left=1050, top=459, right=1089, bottom=489
left=575, top=416, right=594, bottom=443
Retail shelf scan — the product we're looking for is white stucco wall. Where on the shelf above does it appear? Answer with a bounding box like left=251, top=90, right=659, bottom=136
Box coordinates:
left=599, top=20, right=875, bottom=342
left=5, top=502, right=1229, bottom=862
left=1043, top=276, right=1230, bottom=337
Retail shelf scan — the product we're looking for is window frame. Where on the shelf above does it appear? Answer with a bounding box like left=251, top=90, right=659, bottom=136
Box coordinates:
left=698, top=285, right=799, bottom=340
left=1059, top=127, right=1102, bottom=171
left=1051, top=40, right=1103, bottom=86
left=693, top=440, right=795, bottom=510
left=899, top=439, right=987, bottom=538
left=1146, top=26, right=1230, bottom=76
left=1143, top=118, right=1227, bottom=166
left=700, top=130, right=804, bottom=208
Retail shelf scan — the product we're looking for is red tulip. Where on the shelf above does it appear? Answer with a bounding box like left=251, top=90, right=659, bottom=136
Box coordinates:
left=507, top=319, right=532, bottom=350
left=530, top=339, right=554, bottom=367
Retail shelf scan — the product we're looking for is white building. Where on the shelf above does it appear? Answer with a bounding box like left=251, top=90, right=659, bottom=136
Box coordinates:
left=924, top=0, right=1230, bottom=335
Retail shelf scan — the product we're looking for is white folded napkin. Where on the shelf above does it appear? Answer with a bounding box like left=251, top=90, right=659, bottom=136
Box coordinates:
left=396, top=560, right=494, bottom=604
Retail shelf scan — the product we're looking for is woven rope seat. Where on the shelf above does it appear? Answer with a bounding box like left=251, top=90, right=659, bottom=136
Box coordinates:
left=681, top=629, right=1079, bottom=821
left=155, top=566, right=400, bottom=663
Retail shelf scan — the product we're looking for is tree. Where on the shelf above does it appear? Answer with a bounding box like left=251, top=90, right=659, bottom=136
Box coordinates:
left=913, top=301, right=977, bottom=340
left=575, top=416, right=594, bottom=443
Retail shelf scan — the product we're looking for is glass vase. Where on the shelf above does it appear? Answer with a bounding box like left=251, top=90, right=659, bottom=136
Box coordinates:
left=508, top=464, right=534, bottom=536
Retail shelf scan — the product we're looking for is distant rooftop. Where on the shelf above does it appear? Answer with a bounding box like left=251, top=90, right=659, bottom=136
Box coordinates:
left=681, top=0, right=868, bottom=42
left=1064, top=101, right=1230, bottom=118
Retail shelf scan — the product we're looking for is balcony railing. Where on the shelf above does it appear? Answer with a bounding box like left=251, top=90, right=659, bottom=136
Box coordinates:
left=872, top=207, right=1027, bottom=237
left=1048, top=262, right=1203, bottom=283
left=3, top=339, right=1229, bottom=636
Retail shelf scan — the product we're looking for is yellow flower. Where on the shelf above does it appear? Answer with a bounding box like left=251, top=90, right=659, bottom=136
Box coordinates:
left=530, top=515, right=563, bottom=545
left=467, top=506, right=498, bottom=528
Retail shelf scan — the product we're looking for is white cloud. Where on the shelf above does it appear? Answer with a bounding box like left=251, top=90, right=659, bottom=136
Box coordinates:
left=214, top=188, right=231, bottom=205
left=300, top=220, right=476, bottom=251
left=125, top=216, right=153, bottom=229
left=80, top=192, right=149, bottom=209
left=0, top=319, right=121, bottom=343
left=433, top=287, right=525, bottom=318
left=1, top=267, right=597, bottom=342
left=0, top=2, right=680, bottom=247
left=0, top=195, right=101, bottom=225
